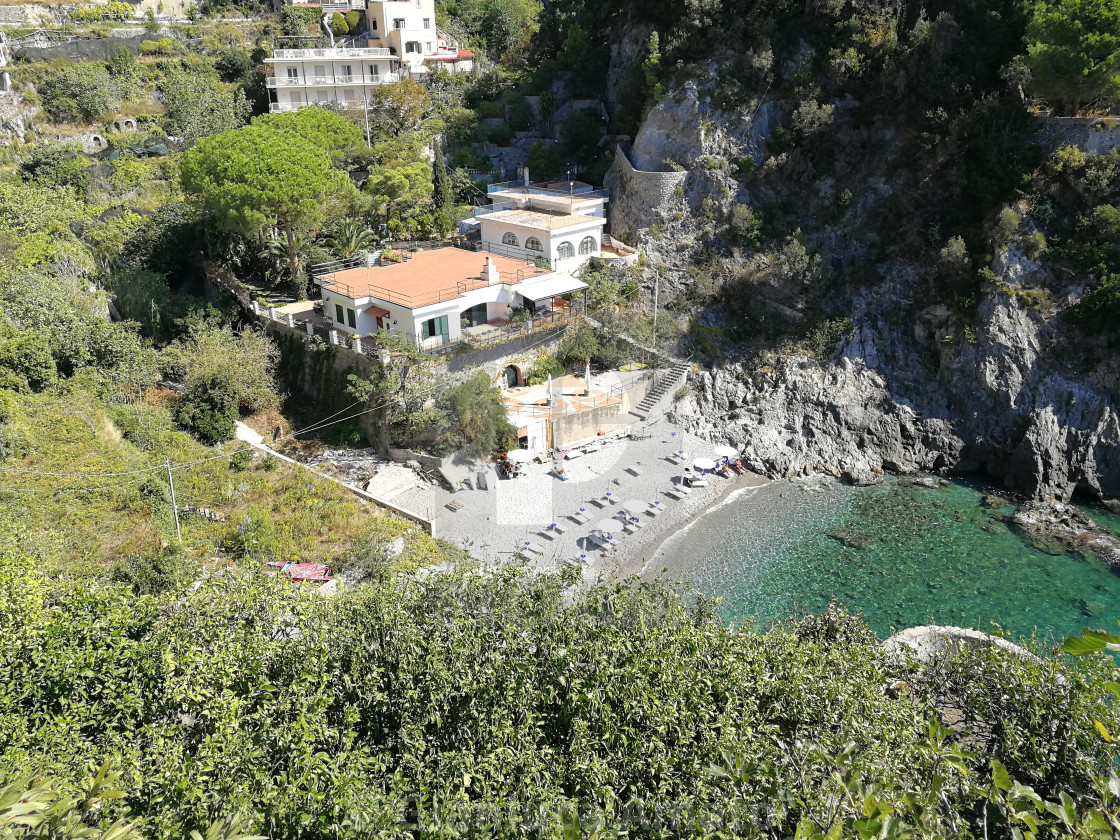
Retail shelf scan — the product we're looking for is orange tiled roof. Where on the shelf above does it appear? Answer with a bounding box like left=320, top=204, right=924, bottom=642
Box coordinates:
left=320, top=247, right=550, bottom=308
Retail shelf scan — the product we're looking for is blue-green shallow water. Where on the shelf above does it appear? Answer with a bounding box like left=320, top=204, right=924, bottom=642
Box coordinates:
left=649, top=477, right=1120, bottom=643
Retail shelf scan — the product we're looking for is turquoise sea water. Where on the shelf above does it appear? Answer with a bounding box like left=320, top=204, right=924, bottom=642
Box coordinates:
left=651, top=477, right=1120, bottom=643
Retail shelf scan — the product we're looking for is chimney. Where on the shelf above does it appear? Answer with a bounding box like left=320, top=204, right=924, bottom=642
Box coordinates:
left=484, top=256, right=500, bottom=285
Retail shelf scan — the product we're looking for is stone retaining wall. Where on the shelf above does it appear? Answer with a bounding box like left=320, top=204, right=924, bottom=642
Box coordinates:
left=604, top=144, right=688, bottom=239
left=1035, top=116, right=1120, bottom=155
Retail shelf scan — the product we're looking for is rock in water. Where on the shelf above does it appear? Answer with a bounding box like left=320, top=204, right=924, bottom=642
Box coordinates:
left=1010, top=502, right=1120, bottom=567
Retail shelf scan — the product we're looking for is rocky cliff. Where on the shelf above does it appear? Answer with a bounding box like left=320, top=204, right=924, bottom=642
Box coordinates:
left=611, top=81, right=1120, bottom=503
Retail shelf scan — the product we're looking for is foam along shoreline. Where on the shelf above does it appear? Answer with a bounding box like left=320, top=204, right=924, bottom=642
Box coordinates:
left=606, top=470, right=771, bottom=580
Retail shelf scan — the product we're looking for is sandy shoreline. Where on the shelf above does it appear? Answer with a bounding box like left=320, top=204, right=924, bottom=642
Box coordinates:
left=609, top=472, right=770, bottom=579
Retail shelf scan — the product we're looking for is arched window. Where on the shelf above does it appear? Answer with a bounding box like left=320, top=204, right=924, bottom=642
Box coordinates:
left=557, top=241, right=575, bottom=260
left=502, top=232, right=519, bottom=247
left=579, top=236, right=597, bottom=255
left=525, top=237, right=543, bottom=251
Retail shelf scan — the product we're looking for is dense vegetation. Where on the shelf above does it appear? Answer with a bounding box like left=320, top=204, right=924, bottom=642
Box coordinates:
left=2, top=2, right=1120, bottom=838
left=3, top=563, right=1120, bottom=839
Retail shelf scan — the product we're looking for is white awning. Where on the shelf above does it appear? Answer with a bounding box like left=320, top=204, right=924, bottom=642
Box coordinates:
left=515, top=273, right=589, bottom=302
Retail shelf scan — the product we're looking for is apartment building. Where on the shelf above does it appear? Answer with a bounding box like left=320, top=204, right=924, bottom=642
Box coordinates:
left=266, top=0, right=473, bottom=112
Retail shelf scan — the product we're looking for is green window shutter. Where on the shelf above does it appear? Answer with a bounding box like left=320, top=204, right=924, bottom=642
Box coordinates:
left=421, top=319, right=432, bottom=339
left=347, top=309, right=356, bottom=328
left=335, top=304, right=344, bottom=322
left=437, top=315, right=449, bottom=337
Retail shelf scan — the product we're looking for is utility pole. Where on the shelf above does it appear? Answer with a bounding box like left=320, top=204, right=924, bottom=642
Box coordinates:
left=362, top=96, right=371, bottom=147
left=651, top=268, right=660, bottom=350
left=164, top=456, right=181, bottom=544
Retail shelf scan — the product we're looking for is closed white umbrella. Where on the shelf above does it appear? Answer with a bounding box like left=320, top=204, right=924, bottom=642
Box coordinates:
left=714, top=445, right=738, bottom=458
left=547, top=373, right=553, bottom=403
left=594, top=518, right=624, bottom=534
left=692, top=457, right=717, bottom=471
left=584, top=360, right=592, bottom=394
left=506, top=449, right=533, bottom=463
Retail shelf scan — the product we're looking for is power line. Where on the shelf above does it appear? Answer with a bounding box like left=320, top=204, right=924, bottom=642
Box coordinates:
left=0, top=281, right=650, bottom=487
left=0, top=463, right=165, bottom=478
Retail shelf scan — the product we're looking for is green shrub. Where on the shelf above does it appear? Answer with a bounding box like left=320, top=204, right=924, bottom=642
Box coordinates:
left=174, top=374, right=239, bottom=443
left=226, top=507, right=277, bottom=560
left=1069, top=273, right=1120, bottom=334
left=68, top=1, right=133, bottom=23
left=524, top=352, right=565, bottom=385
left=527, top=141, right=564, bottom=179
left=730, top=203, right=763, bottom=247
left=506, top=93, right=534, bottom=130
left=110, top=546, right=194, bottom=595
left=343, top=10, right=361, bottom=33
left=994, top=207, right=1021, bottom=245
left=488, top=120, right=513, bottom=146
left=329, top=13, right=348, bottom=36
left=38, top=64, right=122, bottom=123
left=138, top=38, right=184, bottom=56
left=230, top=448, right=255, bottom=471
left=18, top=144, right=89, bottom=191
left=0, top=328, right=57, bottom=393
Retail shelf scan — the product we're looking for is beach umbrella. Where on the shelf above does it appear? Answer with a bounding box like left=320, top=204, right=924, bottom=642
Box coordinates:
left=714, top=445, right=738, bottom=458
left=507, top=449, right=533, bottom=463
left=594, top=518, right=624, bottom=534
left=584, top=360, right=592, bottom=394
left=622, top=500, right=647, bottom=516
left=547, top=374, right=553, bottom=403
left=692, top=457, right=717, bottom=471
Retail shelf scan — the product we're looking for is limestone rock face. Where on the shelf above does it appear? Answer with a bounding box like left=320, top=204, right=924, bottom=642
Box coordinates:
left=623, top=81, right=1120, bottom=503
left=672, top=355, right=962, bottom=486
left=671, top=275, right=1120, bottom=501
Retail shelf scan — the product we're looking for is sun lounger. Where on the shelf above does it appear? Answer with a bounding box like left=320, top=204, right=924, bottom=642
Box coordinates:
left=626, top=517, right=644, bottom=529
left=521, top=542, right=544, bottom=556
left=549, top=521, right=566, bottom=535
left=623, top=523, right=639, bottom=535
left=570, top=510, right=590, bottom=524
left=626, top=463, right=644, bottom=476
left=646, top=503, right=664, bottom=516
left=667, top=451, right=689, bottom=465
left=540, top=530, right=556, bottom=541
left=587, top=533, right=611, bottom=550
left=665, top=488, right=688, bottom=501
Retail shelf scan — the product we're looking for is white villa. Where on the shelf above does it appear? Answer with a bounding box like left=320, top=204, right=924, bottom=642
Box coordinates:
left=265, top=45, right=398, bottom=113
left=314, top=247, right=587, bottom=349
left=467, top=176, right=609, bottom=270
left=365, top=0, right=475, bottom=74
left=267, top=0, right=474, bottom=112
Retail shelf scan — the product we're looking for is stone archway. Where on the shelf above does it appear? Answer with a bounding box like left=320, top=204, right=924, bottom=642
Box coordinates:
left=503, top=364, right=524, bottom=388
left=122, top=118, right=136, bottom=131
left=91, top=134, right=105, bottom=148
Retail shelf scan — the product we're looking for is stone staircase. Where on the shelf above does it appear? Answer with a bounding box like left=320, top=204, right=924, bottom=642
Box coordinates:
left=630, top=361, right=691, bottom=421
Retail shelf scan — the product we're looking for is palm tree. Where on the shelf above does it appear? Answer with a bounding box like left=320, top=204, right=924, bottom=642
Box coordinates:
left=327, top=218, right=377, bottom=257
left=261, top=229, right=303, bottom=275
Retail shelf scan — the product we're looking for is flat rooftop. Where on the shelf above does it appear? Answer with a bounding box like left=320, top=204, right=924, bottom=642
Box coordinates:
left=318, top=247, right=551, bottom=308
left=482, top=208, right=605, bottom=231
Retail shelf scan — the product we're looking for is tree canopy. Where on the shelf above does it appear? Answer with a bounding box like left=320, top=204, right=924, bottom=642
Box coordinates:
left=1025, top=0, right=1120, bottom=114
left=180, top=115, right=357, bottom=273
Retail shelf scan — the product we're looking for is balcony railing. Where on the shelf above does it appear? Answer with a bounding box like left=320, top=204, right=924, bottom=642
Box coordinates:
left=266, top=73, right=399, bottom=88
left=269, top=94, right=402, bottom=112
left=270, top=47, right=391, bottom=59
